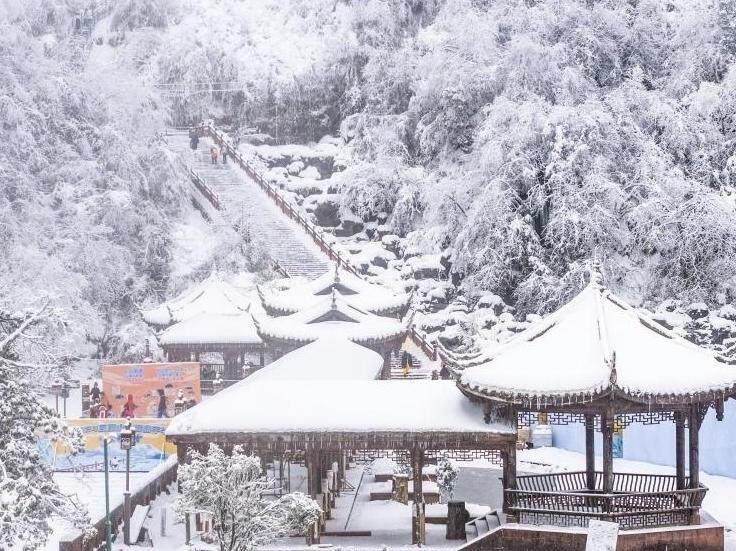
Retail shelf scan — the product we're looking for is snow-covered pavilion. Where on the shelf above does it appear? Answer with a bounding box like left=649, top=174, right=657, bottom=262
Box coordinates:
left=452, top=265, right=736, bottom=536
left=166, top=379, right=516, bottom=543
left=159, top=312, right=264, bottom=385
left=254, top=293, right=408, bottom=372
left=141, top=273, right=251, bottom=329
left=259, top=266, right=411, bottom=318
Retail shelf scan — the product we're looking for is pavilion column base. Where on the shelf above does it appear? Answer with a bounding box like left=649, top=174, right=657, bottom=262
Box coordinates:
left=411, top=501, right=427, bottom=545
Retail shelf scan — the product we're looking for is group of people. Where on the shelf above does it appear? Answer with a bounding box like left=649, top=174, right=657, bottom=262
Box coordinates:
left=188, top=127, right=228, bottom=165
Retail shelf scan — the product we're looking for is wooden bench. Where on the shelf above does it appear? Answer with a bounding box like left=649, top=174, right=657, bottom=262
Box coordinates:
left=129, top=504, right=151, bottom=544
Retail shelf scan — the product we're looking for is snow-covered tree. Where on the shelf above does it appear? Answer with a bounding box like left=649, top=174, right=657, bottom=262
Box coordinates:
left=176, top=444, right=321, bottom=551
left=436, top=458, right=459, bottom=502
left=0, top=300, right=89, bottom=550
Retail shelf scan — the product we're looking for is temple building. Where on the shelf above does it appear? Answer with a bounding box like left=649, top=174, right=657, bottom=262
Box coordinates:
left=254, top=292, right=409, bottom=372
left=258, top=266, right=410, bottom=318
left=159, top=312, right=264, bottom=388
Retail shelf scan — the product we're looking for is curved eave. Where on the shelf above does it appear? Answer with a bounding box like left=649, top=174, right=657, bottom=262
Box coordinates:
left=258, top=330, right=407, bottom=347
left=260, top=298, right=409, bottom=318
left=456, top=379, right=736, bottom=410
left=160, top=340, right=264, bottom=349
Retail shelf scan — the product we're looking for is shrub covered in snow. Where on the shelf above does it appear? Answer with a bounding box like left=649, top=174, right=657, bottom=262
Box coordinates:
left=177, top=444, right=321, bottom=551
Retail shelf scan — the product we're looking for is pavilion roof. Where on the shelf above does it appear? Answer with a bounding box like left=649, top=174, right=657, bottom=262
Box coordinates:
left=158, top=312, right=262, bottom=347
left=254, top=293, right=408, bottom=345
left=248, top=337, right=383, bottom=381
left=166, top=380, right=513, bottom=439
left=458, top=272, right=736, bottom=407
left=259, top=266, right=410, bottom=316
left=142, top=273, right=251, bottom=327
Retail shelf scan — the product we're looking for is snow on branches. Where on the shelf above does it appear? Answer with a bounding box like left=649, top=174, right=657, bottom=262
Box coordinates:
left=0, top=303, right=88, bottom=550
left=176, top=444, right=320, bottom=551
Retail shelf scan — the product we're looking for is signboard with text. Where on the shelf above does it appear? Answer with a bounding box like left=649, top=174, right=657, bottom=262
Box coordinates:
left=39, top=418, right=177, bottom=472
left=101, top=362, right=201, bottom=419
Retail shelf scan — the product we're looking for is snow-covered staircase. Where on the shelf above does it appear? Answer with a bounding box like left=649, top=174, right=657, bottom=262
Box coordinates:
left=388, top=350, right=432, bottom=380
left=464, top=511, right=503, bottom=541
left=167, top=130, right=330, bottom=279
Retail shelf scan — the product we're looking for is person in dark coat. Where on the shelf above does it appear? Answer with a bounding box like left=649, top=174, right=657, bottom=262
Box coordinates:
left=156, top=388, right=168, bottom=418
left=90, top=382, right=101, bottom=402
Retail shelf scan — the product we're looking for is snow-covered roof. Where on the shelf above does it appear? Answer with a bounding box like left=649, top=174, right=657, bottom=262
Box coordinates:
left=158, top=313, right=262, bottom=347
left=142, top=273, right=252, bottom=327
left=255, top=294, right=407, bottom=345
left=259, top=266, right=410, bottom=317
left=459, top=272, right=736, bottom=404
left=166, top=380, right=513, bottom=437
left=248, top=338, right=383, bottom=381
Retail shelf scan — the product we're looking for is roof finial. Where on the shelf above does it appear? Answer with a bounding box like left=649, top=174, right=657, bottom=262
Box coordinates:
left=331, top=288, right=337, bottom=310
left=334, top=262, right=340, bottom=285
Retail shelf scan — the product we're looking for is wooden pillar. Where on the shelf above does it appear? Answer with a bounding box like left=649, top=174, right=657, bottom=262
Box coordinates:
left=411, top=447, right=426, bottom=545
left=306, top=450, right=320, bottom=499
left=675, top=411, right=686, bottom=490
left=601, top=412, right=614, bottom=494
left=689, top=405, right=700, bottom=489
left=585, top=414, right=596, bottom=491
left=502, top=444, right=518, bottom=521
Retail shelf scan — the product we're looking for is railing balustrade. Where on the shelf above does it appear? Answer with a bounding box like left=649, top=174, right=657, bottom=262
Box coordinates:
left=508, top=471, right=707, bottom=530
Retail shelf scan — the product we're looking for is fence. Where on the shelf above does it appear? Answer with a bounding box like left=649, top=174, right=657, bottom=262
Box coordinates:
left=197, top=123, right=359, bottom=276
left=58, top=458, right=178, bottom=551
left=508, top=471, right=707, bottom=530
left=190, top=123, right=443, bottom=366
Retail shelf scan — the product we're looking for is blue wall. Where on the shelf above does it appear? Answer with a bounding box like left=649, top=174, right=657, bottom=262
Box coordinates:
left=551, top=401, right=736, bottom=478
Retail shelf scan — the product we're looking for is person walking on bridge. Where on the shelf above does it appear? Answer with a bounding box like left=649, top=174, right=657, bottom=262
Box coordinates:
left=222, top=147, right=228, bottom=165
left=210, top=145, right=219, bottom=165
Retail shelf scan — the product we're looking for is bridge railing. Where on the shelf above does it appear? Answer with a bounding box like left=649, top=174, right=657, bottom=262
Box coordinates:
left=196, top=123, right=359, bottom=276
left=192, top=123, right=444, bottom=368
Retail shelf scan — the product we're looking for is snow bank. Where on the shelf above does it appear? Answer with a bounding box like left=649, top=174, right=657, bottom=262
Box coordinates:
left=248, top=337, right=383, bottom=381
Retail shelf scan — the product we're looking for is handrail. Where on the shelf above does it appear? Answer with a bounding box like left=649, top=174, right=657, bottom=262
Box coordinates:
left=190, top=123, right=444, bottom=369
left=507, top=471, right=707, bottom=529
left=195, top=123, right=361, bottom=277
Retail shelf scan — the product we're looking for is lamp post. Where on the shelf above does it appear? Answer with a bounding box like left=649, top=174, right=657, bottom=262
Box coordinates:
left=174, top=389, right=186, bottom=416
left=120, top=418, right=137, bottom=545
left=103, top=436, right=112, bottom=551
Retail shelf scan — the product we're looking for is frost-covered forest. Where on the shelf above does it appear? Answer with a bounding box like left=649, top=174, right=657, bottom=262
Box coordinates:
left=114, top=0, right=736, bottom=317
left=3, top=0, right=736, bottom=546
left=3, top=0, right=736, bottom=356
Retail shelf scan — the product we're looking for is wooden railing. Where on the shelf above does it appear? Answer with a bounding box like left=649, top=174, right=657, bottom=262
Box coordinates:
left=187, top=166, right=221, bottom=210
left=59, top=458, right=178, bottom=551
left=508, top=471, right=707, bottom=530
left=409, top=326, right=438, bottom=362
left=196, top=123, right=359, bottom=276
left=191, top=123, right=444, bottom=368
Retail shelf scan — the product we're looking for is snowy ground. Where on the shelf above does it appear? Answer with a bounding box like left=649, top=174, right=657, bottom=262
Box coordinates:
left=44, top=447, right=736, bottom=551
left=45, top=471, right=150, bottom=551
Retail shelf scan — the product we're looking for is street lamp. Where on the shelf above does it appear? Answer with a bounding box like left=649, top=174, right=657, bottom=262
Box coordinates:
left=103, top=436, right=112, bottom=551
left=120, top=418, right=137, bottom=545
left=174, top=389, right=187, bottom=416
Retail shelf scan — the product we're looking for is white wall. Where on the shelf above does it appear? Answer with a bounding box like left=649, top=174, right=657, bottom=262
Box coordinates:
left=551, top=401, right=736, bottom=478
